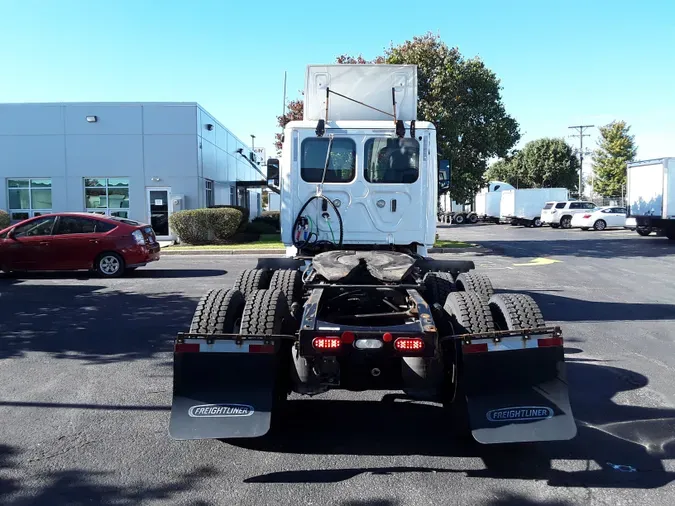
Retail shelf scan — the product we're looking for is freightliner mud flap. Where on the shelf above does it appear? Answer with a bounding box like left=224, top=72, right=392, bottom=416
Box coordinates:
left=169, top=333, right=282, bottom=440
left=459, top=327, right=577, bottom=444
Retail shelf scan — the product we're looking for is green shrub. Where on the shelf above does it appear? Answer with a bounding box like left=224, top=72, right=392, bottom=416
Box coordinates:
left=169, top=210, right=210, bottom=244
left=0, top=210, right=9, bottom=230
left=246, top=220, right=277, bottom=235
left=209, top=205, right=249, bottom=231
left=255, top=211, right=280, bottom=231
left=169, top=208, right=243, bottom=244
left=206, top=208, right=242, bottom=241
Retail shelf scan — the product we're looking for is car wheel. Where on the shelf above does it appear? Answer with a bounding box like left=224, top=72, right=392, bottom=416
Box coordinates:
left=593, top=220, right=607, bottom=231
left=533, top=218, right=543, bottom=228
left=636, top=227, right=652, bottom=236
left=96, top=252, right=125, bottom=278
left=560, top=216, right=572, bottom=229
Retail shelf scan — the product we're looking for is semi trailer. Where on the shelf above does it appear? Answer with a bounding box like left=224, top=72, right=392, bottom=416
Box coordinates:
left=169, top=64, right=576, bottom=445
left=474, top=181, right=515, bottom=223
left=626, top=157, right=675, bottom=239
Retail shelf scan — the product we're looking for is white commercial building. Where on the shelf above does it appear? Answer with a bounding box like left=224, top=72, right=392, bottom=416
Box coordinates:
left=0, top=102, right=265, bottom=239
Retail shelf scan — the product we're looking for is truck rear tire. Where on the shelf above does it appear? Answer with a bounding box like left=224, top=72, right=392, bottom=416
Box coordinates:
left=239, top=288, right=290, bottom=336
left=455, top=272, right=494, bottom=299
left=636, top=227, right=652, bottom=236
left=233, top=268, right=272, bottom=299
left=488, top=293, right=545, bottom=331
left=468, top=213, right=478, bottom=224
left=453, top=214, right=465, bottom=225
left=443, top=291, right=495, bottom=334
left=189, top=288, right=246, bottom=334
left=423, top=271, right=455, bottom=306
left=269, top=269, right=304, bottom=317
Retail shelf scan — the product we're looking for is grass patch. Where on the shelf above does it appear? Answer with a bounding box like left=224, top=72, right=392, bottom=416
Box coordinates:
left=165, top=233, right=284, bottom=250
left=433, top=240, right=472, bottom=248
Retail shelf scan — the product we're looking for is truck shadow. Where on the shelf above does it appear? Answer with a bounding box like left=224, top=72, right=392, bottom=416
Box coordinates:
left=236, top=360, right=675, bottom=489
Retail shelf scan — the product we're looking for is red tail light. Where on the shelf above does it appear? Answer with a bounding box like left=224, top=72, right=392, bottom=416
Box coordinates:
left=382, top=332, right=393, bottom=343
left=394, top=337, right=424, bottom=351
left=462, top=343, right=488, bottom=354
left=313, top=337, right=341, bottom=350
left=582, top=214, right=592, bottom=219
left=249, top=344, right=276, bottom=354
left=537, top=337, right=563, bottom=348
left=175, top=343, right=200, bottom=353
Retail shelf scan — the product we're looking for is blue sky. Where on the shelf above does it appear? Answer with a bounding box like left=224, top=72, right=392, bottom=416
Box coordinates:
left=1, top=0, right=674, bottom=179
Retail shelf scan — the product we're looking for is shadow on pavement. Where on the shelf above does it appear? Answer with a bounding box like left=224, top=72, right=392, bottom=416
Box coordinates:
left=0, top=446, right=216, bottom=506
left=0, top=282, right=195, bottom=362
left=477, top=238, right=675, bottom=259
left=1, top=268, right=225, bottom=280
left=239, top=360, right=675, bottom=489
left=509, top=290, right=675, bottom=323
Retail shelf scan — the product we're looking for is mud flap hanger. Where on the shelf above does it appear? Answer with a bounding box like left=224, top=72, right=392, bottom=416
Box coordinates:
left=455, top=326, right=578, bottom=444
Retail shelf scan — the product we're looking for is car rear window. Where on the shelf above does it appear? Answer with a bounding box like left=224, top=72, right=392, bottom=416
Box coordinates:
left=555, top=202, right=566, bottom=209
left=543, top=203, right=554, bottom=210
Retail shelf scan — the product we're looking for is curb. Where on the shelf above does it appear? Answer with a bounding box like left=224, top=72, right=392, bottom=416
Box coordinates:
left=161, top=248, right=286, bottom=256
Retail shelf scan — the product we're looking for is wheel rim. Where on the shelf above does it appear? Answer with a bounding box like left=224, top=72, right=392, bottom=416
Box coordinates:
left=534, top=219, right=542, bottom=227
left=596, top=221, right=605, bottom=230
left=100, top=255, right=120, bottom=275
left=562, top=218, right=570, bottom=228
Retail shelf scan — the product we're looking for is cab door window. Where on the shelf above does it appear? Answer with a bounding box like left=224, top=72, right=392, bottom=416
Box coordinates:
left=364, top=138, right=419, bottom=183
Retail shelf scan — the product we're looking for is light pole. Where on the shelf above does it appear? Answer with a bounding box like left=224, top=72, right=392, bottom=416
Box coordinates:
left=569, top=125, right=594, bottom=198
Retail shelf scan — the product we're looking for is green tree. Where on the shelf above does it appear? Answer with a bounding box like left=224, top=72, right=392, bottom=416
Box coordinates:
left=274, top=33, right=520, bottom=201
left=485, top=138, right=579, bottom=190
left=591, top=120, right=637, bottom=197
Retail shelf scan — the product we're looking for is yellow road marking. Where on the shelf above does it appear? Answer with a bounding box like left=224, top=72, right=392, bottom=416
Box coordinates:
left=513, top=257, right=562, bottom=266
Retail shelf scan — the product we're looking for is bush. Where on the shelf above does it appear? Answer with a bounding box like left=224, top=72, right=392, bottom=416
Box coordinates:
left=246, top=220, right=278, bottom=235
left=170, top=208, right=243, bottom=244
left=208, top=205, right=249, bottom=231
left=0, top=210, right=9, bottom=230
left=255, top=211, right=280, bottom=231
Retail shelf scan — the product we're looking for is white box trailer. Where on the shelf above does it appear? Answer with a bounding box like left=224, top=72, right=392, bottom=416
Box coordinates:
left=474, top=181, right=515, bottom=223
left=500, top=188, right=569, bottom=227
left=626, top=157, right=675, bottom=239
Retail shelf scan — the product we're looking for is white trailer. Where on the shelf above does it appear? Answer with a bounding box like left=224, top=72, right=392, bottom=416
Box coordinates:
left=500, top=188, right=569, bottom=227
left=474, top=181, right=515, bottom=223
left=626, top=157, right=675, bottom=239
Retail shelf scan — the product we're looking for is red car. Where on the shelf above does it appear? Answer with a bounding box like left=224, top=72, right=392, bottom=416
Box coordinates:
left=0, top=212, right=160, bottom=277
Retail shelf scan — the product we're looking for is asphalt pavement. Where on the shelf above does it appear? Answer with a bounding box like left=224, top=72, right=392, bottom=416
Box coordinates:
left=1, top=223, right=675, bottom=505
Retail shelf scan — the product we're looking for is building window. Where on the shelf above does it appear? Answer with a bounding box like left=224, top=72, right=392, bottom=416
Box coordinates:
left=205, top=179, right=214, bottom=207
left=7, top=178, right=52, bottom=221
left=229, top=185, right=236, bottom=205
left=84, top=178, right=130, bottom=218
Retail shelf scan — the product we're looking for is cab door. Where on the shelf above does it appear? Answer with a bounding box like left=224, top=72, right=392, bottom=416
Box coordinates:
left=4, top=216, right=57, bottom=270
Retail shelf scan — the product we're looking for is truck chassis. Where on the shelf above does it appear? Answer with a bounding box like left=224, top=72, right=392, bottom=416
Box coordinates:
left=169, top=250, right=576, bottom=445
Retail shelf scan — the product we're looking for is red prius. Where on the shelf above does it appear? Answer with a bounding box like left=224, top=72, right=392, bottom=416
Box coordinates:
left=0, top=212, right=160, bottom=277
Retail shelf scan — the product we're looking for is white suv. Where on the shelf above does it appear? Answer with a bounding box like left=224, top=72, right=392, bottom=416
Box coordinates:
left=541, top=200, right=597, bottom=229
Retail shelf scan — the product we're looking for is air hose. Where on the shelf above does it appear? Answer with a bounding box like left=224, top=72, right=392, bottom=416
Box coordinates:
left=292, top=194, right=343, bottom=251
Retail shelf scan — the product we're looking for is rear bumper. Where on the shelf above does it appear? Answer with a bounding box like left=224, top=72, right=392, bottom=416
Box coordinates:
left=123, top=245, right=161, bottom=267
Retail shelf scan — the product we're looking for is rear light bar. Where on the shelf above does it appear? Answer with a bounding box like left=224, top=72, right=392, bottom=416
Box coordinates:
left=312, top=337, right=341, bottom=350
left=394, top=337, right=424, bottom=351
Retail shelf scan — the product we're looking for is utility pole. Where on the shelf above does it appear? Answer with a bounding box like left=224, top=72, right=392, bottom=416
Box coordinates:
left=568, top=125, right=594, bottom=198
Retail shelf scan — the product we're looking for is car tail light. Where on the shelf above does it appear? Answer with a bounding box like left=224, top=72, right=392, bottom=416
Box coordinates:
left=132, top=230, right=145, bottom=245
left=394, top=337, right=424, bottom=351
left=313, top=337, right=341, bottom=350
left=582, top=214, right=592, bottom=219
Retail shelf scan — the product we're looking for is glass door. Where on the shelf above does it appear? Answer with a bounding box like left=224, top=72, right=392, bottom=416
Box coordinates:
left=147, top=187, right=171, bottom=237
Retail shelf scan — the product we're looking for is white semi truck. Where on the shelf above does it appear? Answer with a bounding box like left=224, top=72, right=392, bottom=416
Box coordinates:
left=169, top=64, right=576, bottom=446
left=626, top=157, right=675, bottom=239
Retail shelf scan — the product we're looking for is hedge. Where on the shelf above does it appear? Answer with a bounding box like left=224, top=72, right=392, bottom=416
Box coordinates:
left=208, top=205, right=249, bottom=232
left=169, top=207, right=243, bottom=245
left=246, top=220, right=278, bottom=235
left=0, top=210, right=9, bottom=230
left=254, top=211, right=280, bottom=231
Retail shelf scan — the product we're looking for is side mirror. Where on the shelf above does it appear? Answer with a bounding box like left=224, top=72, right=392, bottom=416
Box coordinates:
left=438, top=159, right=451, bottom=192
left=266, top=158, right=280, bottom=185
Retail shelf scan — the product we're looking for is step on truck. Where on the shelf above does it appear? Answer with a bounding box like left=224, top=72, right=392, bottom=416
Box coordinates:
left=169, top=64, right=577, bottom=445
left=626, top=157, right=675, bottom=239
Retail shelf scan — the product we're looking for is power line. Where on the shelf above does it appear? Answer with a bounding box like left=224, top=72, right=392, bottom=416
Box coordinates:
left=568, top=125, right=594, bottom=198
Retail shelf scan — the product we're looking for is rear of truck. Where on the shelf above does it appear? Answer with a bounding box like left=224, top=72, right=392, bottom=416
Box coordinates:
left=627, top=158, right=675, bottom=239
left=168, top=64, right=577, bottom=446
